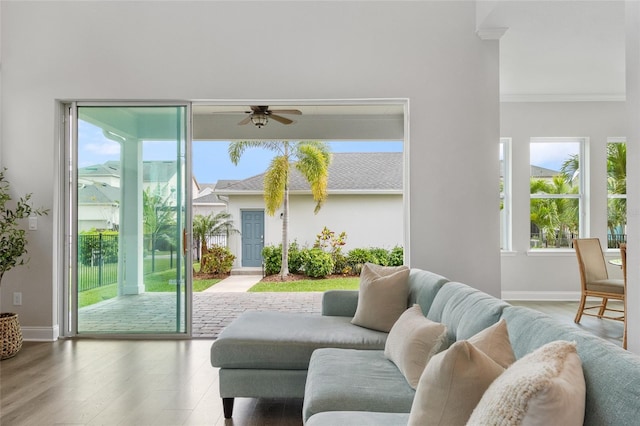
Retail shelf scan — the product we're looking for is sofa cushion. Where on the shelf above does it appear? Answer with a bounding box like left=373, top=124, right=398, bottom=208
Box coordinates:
left=407, top=269, right=449, bottom=315
left=468, top=318, right=515, bottom=368
left=408, top=340, right=504, bottom=426
left=306, top=411, right=410, bottom=426
left=303, top=348, right=416, bottom=422
left=501, top=306, right=640, bottom=426
left=211, top=312, right=387, bottom=369
left=384, top=305, right=447, bottom=388
left=351, top=263, right=410, bottom=332
left=468, top=340, right=585, bottom=426
left=426, top=282, right=509, bottom=345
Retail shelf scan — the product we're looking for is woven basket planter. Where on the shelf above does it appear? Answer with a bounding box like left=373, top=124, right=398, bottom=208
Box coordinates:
left=1, top=313, right=23, bottom=360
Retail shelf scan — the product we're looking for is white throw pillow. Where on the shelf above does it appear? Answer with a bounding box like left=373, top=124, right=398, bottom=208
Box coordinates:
left=384, top=304, right=448, bottom=388
left=408, top=340, right=505, bottom=426
left=351, top=263, right=410, bottom=332
left=467, top=340, right=585, bottom=426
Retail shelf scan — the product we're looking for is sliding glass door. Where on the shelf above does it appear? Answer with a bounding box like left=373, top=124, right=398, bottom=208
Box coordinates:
left=69, top=104, right=191, bottom=336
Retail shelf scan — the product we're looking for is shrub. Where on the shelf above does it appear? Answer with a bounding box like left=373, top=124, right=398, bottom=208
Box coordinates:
left=262, top=244, right=282, bottom=276
left=346, top=248, right=377, bottom=274
left=200, top=245, right=235, bottom=274
left=368, top=247, right=390, bottom=266
left=389, top=246, right=404, bottom=266
left=288, top=241, right=304, bottom=274
left=302, top=248, right=334, bottom=278
left=314, top=226, right=347, bottom=274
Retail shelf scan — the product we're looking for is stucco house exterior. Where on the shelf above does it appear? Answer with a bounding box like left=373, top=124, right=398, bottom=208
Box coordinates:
left=213, top=152, right=403, bottom=268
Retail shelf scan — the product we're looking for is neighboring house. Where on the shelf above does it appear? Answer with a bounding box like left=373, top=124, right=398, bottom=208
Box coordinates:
left=192, top=182, right=227, bottom=218
left=78, top=160, right=200, bottom=232
left=530, top=165, right=560, bottom=180
left=214, top=152, right=404, bottom=268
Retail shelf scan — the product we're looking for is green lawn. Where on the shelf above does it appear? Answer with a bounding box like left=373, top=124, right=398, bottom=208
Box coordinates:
left=248, top=277, right=359, bottom=292
left=78, top=268, right=221, bottom=308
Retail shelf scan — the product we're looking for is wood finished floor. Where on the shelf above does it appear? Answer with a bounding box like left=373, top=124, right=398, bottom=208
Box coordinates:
left=0, top=300, right=624, bottom=425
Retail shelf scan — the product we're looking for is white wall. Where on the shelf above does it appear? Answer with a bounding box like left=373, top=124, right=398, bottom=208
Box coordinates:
left=225, top=193, right=404, bottom=267
left=501, top=101, right=627, bottom=299
left=0, top=1, right=500, bottom=338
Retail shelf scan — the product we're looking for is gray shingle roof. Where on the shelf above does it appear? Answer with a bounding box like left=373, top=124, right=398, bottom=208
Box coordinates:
left=530, top=165, right=560, bottom=178
left=214, top=152, right=403, bottom=194
left=77, top=182, right=120, bottom=204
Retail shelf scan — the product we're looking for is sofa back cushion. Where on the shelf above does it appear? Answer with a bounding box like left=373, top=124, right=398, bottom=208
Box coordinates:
left=407, top=269, right=449, bottom=315
left=426, top=282, right=509, bottom=345
left=501, top=306, right=640, bottom=426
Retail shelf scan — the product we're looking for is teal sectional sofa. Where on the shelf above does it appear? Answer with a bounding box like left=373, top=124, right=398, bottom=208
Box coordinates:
left=211, top=268, right=640, bottom=424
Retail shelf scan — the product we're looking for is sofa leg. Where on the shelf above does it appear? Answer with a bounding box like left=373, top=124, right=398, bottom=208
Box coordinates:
left=223, top=398, right=234, bottom=419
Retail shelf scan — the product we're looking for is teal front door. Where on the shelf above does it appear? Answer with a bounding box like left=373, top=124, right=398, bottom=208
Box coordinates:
left=242, top=210, right=264, bottom=267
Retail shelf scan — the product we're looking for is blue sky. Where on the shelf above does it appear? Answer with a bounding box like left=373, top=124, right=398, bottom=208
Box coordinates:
left=78, top=119, right=402, bottom=184
left=192, top=141, right=402, bottom=183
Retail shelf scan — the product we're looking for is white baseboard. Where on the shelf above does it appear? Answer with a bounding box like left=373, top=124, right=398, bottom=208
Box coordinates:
left=21, top=325, right=59, bottom=342
left=502, top=291, right=581, bottom=301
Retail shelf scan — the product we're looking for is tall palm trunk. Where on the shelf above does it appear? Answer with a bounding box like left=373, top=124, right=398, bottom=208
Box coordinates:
left=280, top=144, right=290, bottom=279
left=281, top=184, right=290, bottom=279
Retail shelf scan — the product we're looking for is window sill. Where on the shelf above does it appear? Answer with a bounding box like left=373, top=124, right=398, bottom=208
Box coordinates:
left=527, top=249, right=575, bottom=257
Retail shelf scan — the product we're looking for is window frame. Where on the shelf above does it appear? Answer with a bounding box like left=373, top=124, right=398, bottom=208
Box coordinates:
left=500, top=138, right=512, bottom=252
left=606, top=137, right=626, bottom=249
left=528, top=137, right=586, bottom=251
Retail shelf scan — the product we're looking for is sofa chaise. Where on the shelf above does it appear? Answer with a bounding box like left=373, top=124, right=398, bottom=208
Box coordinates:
left=211, top=266, right=640, bottom=425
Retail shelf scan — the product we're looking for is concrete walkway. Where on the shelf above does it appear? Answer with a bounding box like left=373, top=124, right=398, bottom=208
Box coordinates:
left=203, top=274, right=263, bottom=292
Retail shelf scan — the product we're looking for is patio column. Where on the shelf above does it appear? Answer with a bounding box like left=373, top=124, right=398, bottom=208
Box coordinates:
left=625, top=0, right=640, bottom=354
left=118, top=137, right=145, bottom=295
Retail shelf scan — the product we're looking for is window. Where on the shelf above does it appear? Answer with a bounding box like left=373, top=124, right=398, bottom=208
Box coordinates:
left=529, top=138, right=584, bottom=249
left=500, top=138, right=511, bottom=250
left=607, top=138, right=626, bottom=248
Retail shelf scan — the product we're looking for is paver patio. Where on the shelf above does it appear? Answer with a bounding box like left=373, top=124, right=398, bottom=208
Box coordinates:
left=78, top=291, right=323, bottom=338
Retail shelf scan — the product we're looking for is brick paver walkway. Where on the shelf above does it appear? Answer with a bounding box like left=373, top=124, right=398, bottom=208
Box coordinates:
left=78, top=292, right=323, bottom=338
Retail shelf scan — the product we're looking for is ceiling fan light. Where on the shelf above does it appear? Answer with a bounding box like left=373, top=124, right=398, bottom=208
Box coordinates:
left=251, top=114, right=268, bottom=128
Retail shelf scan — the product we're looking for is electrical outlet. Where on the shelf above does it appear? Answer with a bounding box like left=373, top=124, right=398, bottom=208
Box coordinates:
left=13, top=292, right=22, bottom=306
left=29, top=216, right=38, bottom=230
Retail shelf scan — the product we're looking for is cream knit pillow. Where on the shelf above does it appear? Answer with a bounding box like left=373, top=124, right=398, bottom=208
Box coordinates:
left=351, top=263, right=410, bottom=332
left=384, top=305, right=448, bottom=388
left=468, top=340, right=585, bottom=426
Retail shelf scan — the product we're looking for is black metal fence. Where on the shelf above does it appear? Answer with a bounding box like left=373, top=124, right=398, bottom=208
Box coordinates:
left=78, top=233, right=119, bottom=292
left=78, top=232, right=230, bottom=292
left=193, top=233, right=228, bottom=261
left=530, top=232, right=627, bottom=249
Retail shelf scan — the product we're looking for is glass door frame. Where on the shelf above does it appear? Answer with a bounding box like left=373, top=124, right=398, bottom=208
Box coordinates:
left=61, top=101, right=193, bottom=338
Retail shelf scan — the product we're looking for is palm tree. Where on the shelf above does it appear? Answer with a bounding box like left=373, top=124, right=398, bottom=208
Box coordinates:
left=530, top=175, right=579, bottom=247
left=193, top=211, right=239, bottom=262
left=607, top=143, right=626, bottom=243
left=229, top=140, right=331, bottom=280
left=142, top=187, right=176, bottom=253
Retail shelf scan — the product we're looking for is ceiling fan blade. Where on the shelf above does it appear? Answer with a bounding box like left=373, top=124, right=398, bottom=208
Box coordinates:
left=269, top=109, right=302, bottom=115
left=238, top=115, right=252, bottom=125
left=270, top=114, right=294, bottom=125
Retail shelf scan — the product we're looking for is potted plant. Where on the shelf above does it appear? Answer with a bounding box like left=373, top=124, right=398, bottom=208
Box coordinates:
left=0, top=168, right=48, bottom=360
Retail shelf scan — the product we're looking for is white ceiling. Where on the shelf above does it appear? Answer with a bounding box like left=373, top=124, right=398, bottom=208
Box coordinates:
left=480, top=0, right=626, bottom=101
left=193, top=0, right=628, bottom=130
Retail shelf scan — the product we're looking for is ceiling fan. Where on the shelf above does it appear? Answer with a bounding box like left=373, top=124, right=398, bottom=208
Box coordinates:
left=238, top=106, right=302, bottom=128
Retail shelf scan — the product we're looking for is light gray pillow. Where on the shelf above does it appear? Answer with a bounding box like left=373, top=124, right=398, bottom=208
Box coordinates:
left=351, top=263, right=410, bottom=332
left=384, top=304, right=448, bottom=388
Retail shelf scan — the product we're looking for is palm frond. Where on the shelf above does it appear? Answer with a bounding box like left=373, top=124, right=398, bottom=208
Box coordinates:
left=263, top=156, right=289, bottom=215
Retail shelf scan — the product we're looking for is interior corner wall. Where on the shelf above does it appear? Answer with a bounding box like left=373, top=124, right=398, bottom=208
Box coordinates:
left=0, top=1, right=501, bottom=338
left=500, top=101, right=627, bottom=299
